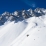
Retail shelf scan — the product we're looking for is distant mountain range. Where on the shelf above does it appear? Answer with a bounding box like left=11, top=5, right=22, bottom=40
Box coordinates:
left=0, top=8, right=46, bottom=25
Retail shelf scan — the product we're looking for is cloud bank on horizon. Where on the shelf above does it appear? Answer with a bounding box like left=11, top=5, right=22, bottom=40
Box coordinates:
left=22, top=0, right=36, bottom=8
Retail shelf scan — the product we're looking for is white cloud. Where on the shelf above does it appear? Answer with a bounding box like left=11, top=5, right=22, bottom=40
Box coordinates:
left=31, top=3, right=36, bottom=8
left=22, top=0, right=36, bottom=8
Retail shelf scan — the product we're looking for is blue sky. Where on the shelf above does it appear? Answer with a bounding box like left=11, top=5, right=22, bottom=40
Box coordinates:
left=0, top=0, right=46, bottom=14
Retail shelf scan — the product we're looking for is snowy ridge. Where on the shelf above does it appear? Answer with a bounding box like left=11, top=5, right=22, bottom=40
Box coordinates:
left=0, top=8, right=46, bottom=46
left=0, top=8, right=46, bottom=25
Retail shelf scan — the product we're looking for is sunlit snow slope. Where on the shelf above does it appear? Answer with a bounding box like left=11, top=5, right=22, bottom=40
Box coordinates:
left=0, top=11, right=46, bottom=46
left=10, top=16, right=46, bottom=46
left=0, top=21, right=27, bottom=46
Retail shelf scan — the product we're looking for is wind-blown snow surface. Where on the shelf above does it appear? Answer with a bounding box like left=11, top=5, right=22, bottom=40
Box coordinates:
left=0, top=15, right=46, bottom=46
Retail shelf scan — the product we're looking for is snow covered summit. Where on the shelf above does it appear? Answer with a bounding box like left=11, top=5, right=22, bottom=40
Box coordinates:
left=0, top=8, right=46, bottom=46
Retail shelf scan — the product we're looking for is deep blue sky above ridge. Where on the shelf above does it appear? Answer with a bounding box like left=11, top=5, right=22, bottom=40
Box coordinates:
left=0, top=0, right=46, bottom=14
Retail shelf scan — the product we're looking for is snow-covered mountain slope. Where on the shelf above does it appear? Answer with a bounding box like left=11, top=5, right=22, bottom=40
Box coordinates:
left=0, top=21, right=27, bottom=46
left=10, top=16, right=46, bottom=46
left=0, top=8, right=46, bottom=46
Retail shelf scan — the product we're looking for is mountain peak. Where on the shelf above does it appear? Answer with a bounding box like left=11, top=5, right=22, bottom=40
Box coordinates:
left=0, top=8, right=46, bottom=25
left=2, top=12, right=10, bottom=16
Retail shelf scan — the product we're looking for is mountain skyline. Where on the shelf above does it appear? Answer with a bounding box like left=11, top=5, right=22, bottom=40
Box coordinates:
left=0, top=0, right=46, bottom=46
left=0, top=8, right=46, bottom=26
left=0, top=8, right=46, bottom=46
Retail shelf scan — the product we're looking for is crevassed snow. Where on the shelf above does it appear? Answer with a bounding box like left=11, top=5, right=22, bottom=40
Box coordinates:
left=0, top=15, right=46, bottom=46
